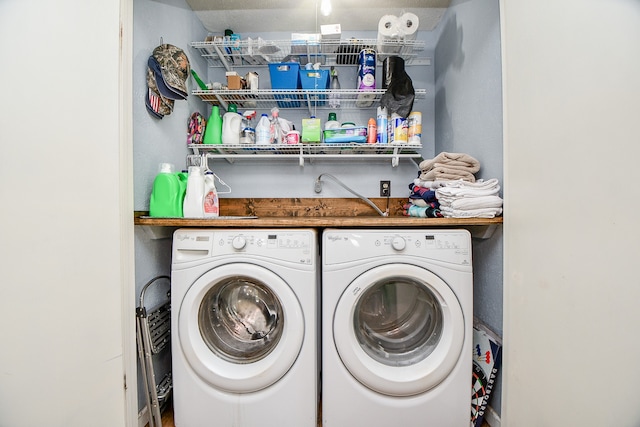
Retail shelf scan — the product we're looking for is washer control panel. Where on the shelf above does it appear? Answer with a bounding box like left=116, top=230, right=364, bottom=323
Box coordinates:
left=173, top=229, right=315, bottom=265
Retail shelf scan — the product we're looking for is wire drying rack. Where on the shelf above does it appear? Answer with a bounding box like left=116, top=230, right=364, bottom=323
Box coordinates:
left=136, top=275, right=172, bottom=427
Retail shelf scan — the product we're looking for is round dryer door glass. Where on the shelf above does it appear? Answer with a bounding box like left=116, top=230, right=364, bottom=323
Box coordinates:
left=198, top=276, right=284, bottom=364
left=354, top=277, right=443, bottom=366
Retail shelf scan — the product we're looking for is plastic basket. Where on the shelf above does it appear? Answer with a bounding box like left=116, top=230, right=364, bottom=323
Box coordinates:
left=269, top=62, right=301, bottom=107
left=299, top=69, right=330, bottom=106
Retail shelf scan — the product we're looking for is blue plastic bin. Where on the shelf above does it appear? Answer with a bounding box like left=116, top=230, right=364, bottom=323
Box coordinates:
left=269, top=62, right=301, bottom=108
left=299, top=69, right=330, bottom=106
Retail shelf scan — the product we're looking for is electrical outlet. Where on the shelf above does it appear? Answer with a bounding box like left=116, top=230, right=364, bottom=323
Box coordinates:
left=380, top=180, right=391, bottom=197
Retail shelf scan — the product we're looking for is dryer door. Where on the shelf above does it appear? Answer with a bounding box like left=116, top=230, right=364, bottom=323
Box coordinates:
left=333, top=263, right=465, bottom=397
left=178, top=263, right=304, bottom=393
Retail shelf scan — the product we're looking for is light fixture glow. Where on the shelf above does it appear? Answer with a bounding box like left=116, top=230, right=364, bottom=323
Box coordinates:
left=320, top=0, right=332, bottom=16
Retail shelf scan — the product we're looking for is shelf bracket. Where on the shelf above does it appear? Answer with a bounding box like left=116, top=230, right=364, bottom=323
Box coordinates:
left=392, top=147, right=400, bottom=167
left=211, top=42, right=232, bottom=72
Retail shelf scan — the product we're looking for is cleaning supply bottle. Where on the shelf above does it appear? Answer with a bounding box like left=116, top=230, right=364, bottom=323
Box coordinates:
left=367, top=117, right=377, bottom=143
left=328, top=66, right=341, bottom=109
left=203, top=105, right=222, bottom=144
left=149, top=163, right=182, bottom=217
left=183, top=166, right=205, bottom=218
left=325, top=112, right=340, bottom=130
left=376, top=106, right=388, bottom=144
left=203, top=172, right=219, bottom=217
left=222, top=111, right=242, bottom=144
left=270, top=107, right=285, bottom=144
left=255, top=113, right=272, bottom=145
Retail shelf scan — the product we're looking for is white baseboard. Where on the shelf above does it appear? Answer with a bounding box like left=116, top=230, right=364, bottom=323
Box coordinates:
left=484, top=405, right=501, bottom=427
left=138, top=405, right=150, bottom=427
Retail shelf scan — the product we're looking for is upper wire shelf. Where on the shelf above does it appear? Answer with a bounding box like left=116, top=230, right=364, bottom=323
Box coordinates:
left=190, top=38, right=431, bottom=69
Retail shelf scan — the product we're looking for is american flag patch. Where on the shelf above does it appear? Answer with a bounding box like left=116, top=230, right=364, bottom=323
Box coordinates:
left=149, top=88, right=161, bottom=114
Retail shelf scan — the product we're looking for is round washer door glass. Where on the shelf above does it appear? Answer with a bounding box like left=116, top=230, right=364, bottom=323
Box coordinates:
left=179, top=263, right=304, bottom=393
left=199, top=276, right=284, bottom=363
left=333, top=264, right=465, bottom=397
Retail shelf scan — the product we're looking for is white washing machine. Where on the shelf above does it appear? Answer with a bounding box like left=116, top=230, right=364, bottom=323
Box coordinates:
left=171, top=229, right=318, bottom=427
left=322, top=229, right=473, bottom=427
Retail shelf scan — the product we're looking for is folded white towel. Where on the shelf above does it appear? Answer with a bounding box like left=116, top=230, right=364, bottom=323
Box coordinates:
left=440, top=206, right=503, bottom=218
left=436, top=182, right=500, bottom=199
left=442, top=178, right=499, bottom=190
left=449, top=195, right=503, bottom=210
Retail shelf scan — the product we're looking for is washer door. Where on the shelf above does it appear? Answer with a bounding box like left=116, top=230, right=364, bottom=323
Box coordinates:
left=179, top=263, right=304, bottom=393
left=333, top=264, right=465, bottom=397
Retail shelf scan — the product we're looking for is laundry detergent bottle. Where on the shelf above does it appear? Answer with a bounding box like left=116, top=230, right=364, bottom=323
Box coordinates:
left=203, top=172, right=219, bottom=217
left=222, top=111, right=242, bottom=144
left=203, top=105, right=223, bottom=144
left=183, top=166, right=205, bottom=218
left=149, top=163, right=182, bottom=217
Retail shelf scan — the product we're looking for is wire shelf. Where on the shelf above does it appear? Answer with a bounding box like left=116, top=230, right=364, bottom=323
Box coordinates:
left=190, top=38, right=429, bottom=68
left=189, top=142, right=423, bottom=167
left=192, top=88, right=427, bottom=110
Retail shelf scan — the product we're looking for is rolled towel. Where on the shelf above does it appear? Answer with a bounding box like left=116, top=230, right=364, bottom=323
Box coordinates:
left=403, top=203, right=443, bottom=218
left=419, top=152, right=480, bottom=173
left=409, top=198, right=440, bottom=209
left=413, top=178, right=451, bottom=189
left=408, top=184, right=438, bottom=203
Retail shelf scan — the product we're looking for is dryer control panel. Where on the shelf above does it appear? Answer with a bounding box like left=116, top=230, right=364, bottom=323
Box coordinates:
left=323, top=229, right=471, bottom=266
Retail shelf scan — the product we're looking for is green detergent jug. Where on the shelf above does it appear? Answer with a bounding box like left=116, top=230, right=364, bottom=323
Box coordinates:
left=203, top=105, right=222, bottom=144
left=149, top=163, right=183, bottom=217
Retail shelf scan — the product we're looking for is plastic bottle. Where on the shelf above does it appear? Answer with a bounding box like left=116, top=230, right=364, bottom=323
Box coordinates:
left=183, top=166, right=205, bottom=218
left=203, top=105, right=222, bottom=144
left=376, top=106, right=388, bottom=144
left=255, top=113, right=272, bottom=145
left=149, top=163, right=183, bottom=217
left=203, top=172, right=219, bottom=218
left=222, top=111, right=242, bottom=144
left=177, top=170, right=188, bottom=213
left=367, top=118, right=377, bottom=144
left=270, top=107, right=285, bottom=144
left=325, top=112, right=340, bottom=130
left=328, top=66, right=341, bottom=109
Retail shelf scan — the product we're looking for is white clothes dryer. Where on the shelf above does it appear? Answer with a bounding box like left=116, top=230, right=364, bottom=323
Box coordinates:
left=322, top=229, right=473, bottom=427
left=171, top=229, right=318, bottom=427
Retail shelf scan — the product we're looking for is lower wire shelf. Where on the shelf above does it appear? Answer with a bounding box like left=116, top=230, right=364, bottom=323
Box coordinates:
left=188, top=142, right=423, bottom=167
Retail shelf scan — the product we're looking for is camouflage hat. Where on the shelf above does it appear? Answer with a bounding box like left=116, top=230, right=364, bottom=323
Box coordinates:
left=152, top=44, right=190, bottom=99
left=148, top=55, right=187, bottom=100
left=145, top=66, right=174, bottom=118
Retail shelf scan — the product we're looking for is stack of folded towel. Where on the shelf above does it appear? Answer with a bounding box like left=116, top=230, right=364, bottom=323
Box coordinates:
left=435, top=179, right=503, bottom=218
left=419, top=152, right=481, bottom=182
left=402, top=152, right=503, bottom=219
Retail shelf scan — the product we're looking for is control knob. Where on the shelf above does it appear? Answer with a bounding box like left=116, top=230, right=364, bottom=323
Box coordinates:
left=232, top=236, right=247, bottom=250
left=391, top=236, right=406, bottom=251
